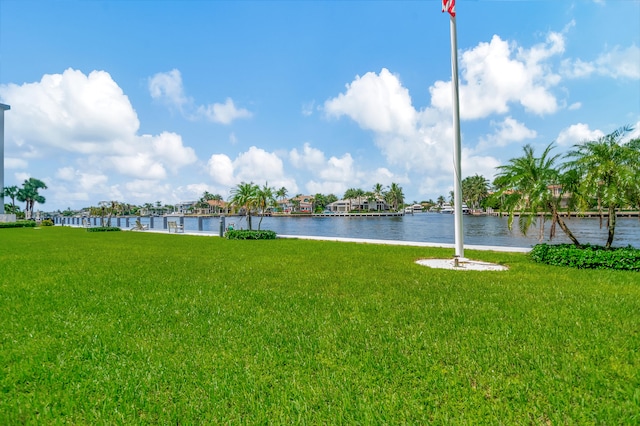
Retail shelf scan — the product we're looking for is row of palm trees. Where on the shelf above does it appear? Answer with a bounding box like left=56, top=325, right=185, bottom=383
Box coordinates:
left=1, top=178, right=48, bottom=220
left=492, top=126, right=640, bottom=248
left=225, top=182, right=406, bottom=230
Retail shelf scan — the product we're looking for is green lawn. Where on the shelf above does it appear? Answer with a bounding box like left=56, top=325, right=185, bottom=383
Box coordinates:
left=1, top=227, right=638, bottom=424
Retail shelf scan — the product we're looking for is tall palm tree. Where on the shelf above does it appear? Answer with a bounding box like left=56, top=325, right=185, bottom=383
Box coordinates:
left=229, top=182, right=258, bottom=230
left=494, top=143, right=580, bottom=246
left=1, top=185, right=19, bottom=214
left=564, top=126, right=640, bottom=248
left=256, top=183, right=275, bottom=230
left=16, top=178, right=47, bottom=220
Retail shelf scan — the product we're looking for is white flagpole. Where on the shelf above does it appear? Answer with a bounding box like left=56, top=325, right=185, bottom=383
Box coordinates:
left=448, top=14, right=464, bottom=259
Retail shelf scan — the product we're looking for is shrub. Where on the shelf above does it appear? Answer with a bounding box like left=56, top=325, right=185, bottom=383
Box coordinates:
left=0, top=220, right=36, bottom=229
left=86, top=226, right=122, bottom=233
left=530, top=243, right=640, bottom=271
left=41, top=219, right=54, bottom=226
left=225, top=229, right=276, bottom=240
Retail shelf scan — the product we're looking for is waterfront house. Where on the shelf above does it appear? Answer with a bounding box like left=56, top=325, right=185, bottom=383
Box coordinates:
left=175, top=201, right=197, bottom=215
left=277, top=195, right=314, bottom=213
left=326, top=197, right=390, bottom=213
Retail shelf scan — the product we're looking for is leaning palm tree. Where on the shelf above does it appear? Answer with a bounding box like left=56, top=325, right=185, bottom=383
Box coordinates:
left=229, top=182, right=258, bottom=230
left=564, top=126, right=640, bottom=248
left=494, top=143, right=580, bottom=246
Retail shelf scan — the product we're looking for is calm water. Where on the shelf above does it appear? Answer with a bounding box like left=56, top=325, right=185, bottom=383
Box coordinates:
left=149, top=213, right=640, bottom=249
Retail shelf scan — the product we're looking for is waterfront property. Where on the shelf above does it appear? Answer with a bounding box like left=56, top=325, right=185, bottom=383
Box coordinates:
left=326, top=196, right=390, bottom=213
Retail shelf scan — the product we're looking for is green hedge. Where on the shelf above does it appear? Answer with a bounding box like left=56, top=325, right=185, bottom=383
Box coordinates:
left=530, top=244, right=640, bottom=271
left=225, top=229, right=277, bottom=240
left=86, top=226, right=122, bottom=233
left=0, top=220, right=36, bottom=229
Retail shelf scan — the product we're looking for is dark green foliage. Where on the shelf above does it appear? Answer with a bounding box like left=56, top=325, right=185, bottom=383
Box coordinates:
left=225, top=229, right=276, bottom=239
left=85, top=226, right=122, bottom=233
left=530, top=243, right=640, bottom=271
left=0, top=220, right=36, bottom=228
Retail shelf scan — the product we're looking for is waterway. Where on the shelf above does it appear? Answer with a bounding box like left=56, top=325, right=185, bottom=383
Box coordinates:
left=160, top=213, right=639, bottom=249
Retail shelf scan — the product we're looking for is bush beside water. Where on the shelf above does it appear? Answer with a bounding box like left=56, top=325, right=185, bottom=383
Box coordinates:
left=530, top=243, right=640, bottom=271
left=226, top=229, right=276, bottom=240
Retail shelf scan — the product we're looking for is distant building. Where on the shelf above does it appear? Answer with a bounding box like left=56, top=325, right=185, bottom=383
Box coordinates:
left=175, top=201, right=197, bottom=214
left=326, top=197, right=390, bottom=213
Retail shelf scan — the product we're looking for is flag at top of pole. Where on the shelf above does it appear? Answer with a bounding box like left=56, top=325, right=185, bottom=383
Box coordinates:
left=442, top=0, right=456, bottom=18
left=442, top=0, right=464, bottom=259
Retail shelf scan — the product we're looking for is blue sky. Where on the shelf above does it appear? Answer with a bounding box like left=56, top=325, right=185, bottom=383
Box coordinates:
left=1, top=0, right=639, bottom=212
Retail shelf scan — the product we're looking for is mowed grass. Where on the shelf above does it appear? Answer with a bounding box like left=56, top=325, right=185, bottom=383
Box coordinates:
left=0, top=227, right=638, bottom=424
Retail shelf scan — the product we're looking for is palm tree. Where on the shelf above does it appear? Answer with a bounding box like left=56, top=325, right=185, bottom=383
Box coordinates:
left=16, top=178, right=47, bottom=220
left=564, top=126, right=640, bottom=248
left=256, top=183, right=275, bottom=230
left=494, top=143, right=580, bottom=246
left=385, top=183, right=404, bottom=211
left=313, top=193, right=328, bottom=212
left=437, top=195, right=446, bottom=207
left=1, top=185, right=19, bottom=214
left=373, top=183, right=384, bottom=199
left=343, top=188, right=357, bottom=211
left=229, top=182, right=258, bottom=230
left=462, top=174, right=490, bottom=210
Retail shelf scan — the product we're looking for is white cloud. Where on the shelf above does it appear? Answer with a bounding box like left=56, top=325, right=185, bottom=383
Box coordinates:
left=1, top=68, right=139, bottom=155
left=430, top=33, right=563, bottom=118
left=562, top=45, right=640, bottom=79
left=207, top=154, right=235, bottom=186
left=148, top=69, right=252, bottom=125
left=0, top=68, right=198, bottom=192
left=207, top=146, right=297, bottom=192
left=4, top=157, right=28, bottom=169
left=197, top=98, right=252, bottom=124
left=148, top=69, right=190, bottom=108
left=477, top=117, right=537, bottom=150
left=556, top=123, right=605, bottom=146
left=289, top=142, right=326, bottom=170
left=148, top=132, right=197, bottom=173
left=324, top=68, right=416, bottom=136
left=568, top=102, right=582, bottom=110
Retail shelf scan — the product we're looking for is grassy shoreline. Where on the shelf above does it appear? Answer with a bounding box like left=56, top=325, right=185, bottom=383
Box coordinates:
left=1, top=227, right=638, bottom=423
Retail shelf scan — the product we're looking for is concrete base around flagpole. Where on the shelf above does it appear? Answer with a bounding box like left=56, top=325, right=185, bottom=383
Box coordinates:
left=415, top=258, right=509, bottom=271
